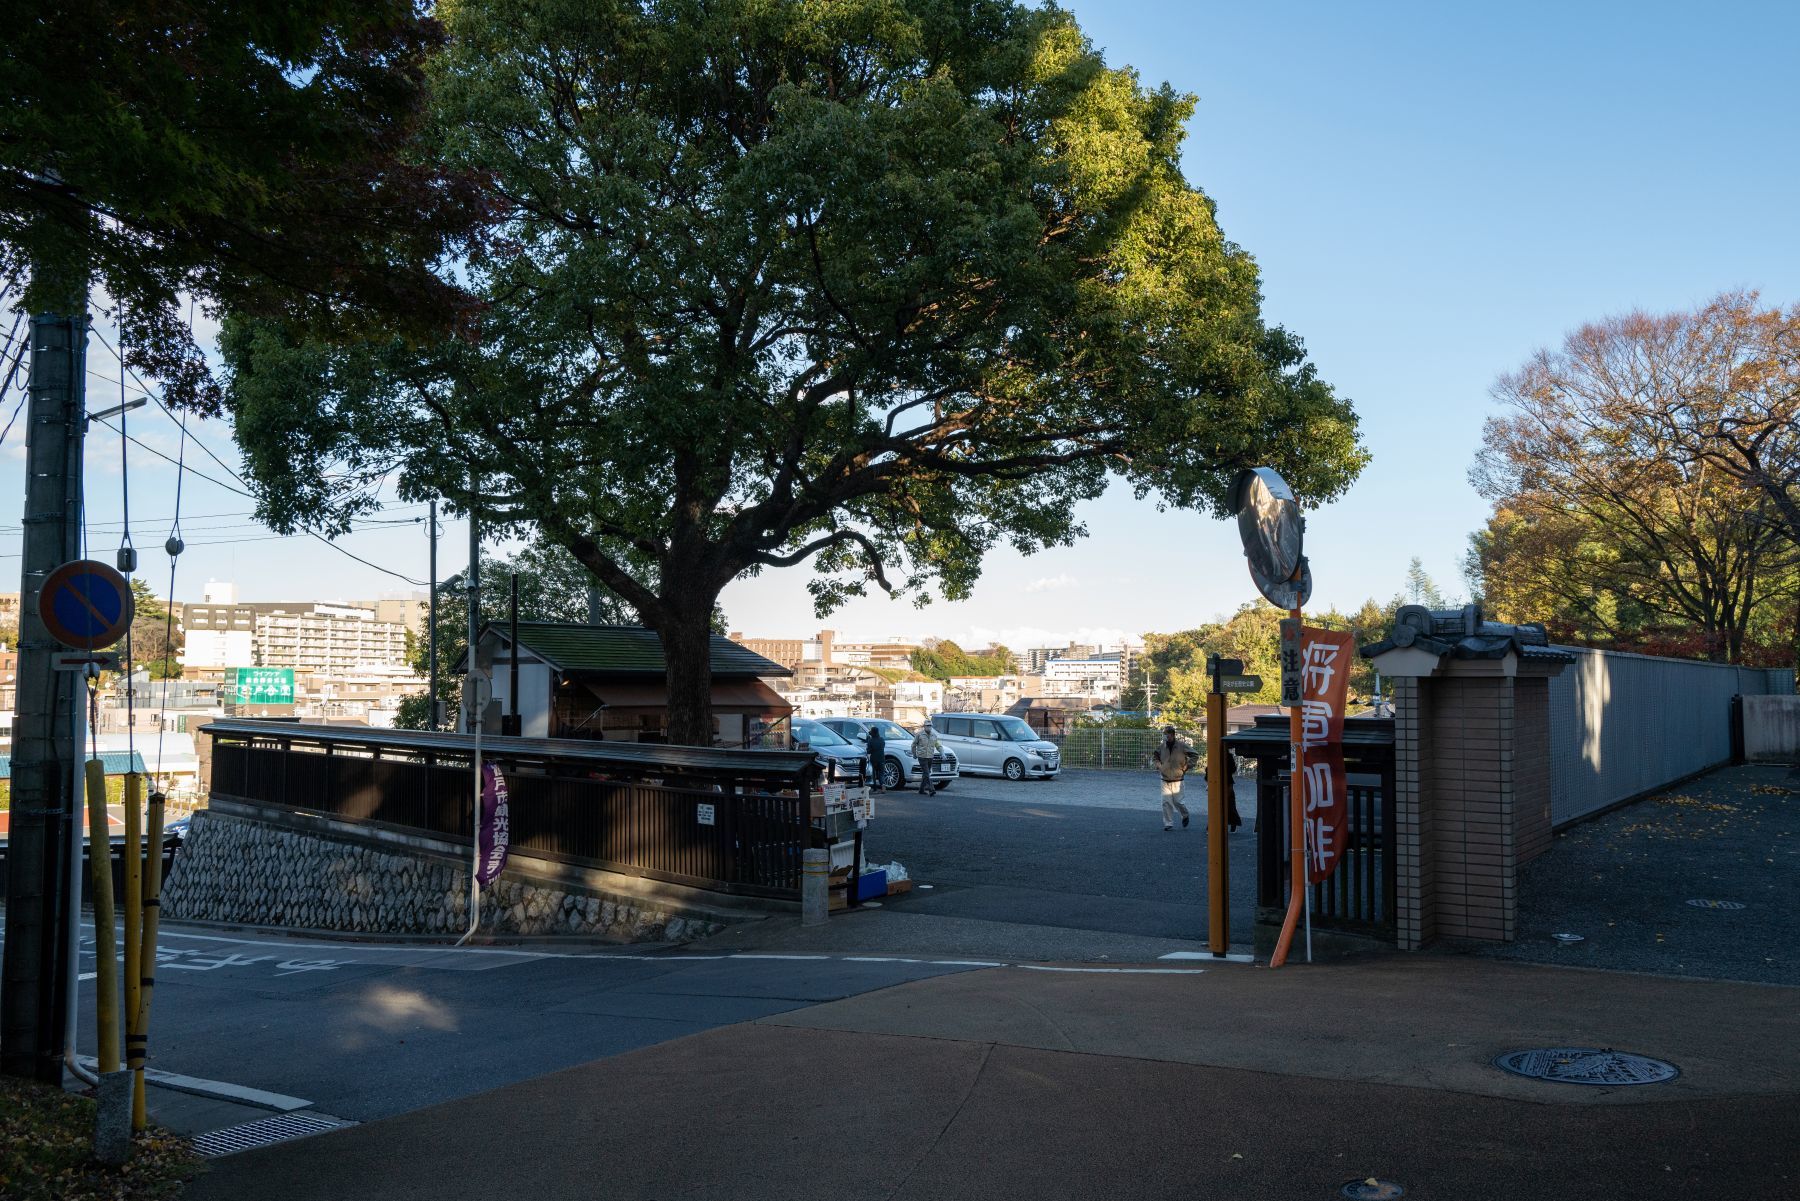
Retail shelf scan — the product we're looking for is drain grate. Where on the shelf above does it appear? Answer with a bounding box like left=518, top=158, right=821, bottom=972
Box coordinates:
left=1494, top=1048, right=1678, bottom=1086
left=1686, top=899, right=1745, bottom=910
left=190, top=1111, right=358, bottom=1158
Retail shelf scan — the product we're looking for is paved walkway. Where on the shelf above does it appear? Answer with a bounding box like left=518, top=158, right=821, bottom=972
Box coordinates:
left=1470, top=763, right=1800, bottom=985
left=187, top=954, right=1800, bottom=1200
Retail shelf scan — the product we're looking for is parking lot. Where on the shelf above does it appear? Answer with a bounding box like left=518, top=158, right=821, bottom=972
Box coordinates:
left=859, top=767, right=1260, bottom=946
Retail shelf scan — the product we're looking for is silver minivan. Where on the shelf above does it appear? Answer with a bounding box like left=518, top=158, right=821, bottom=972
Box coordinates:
left=929, top=713, right=1060, bottom=780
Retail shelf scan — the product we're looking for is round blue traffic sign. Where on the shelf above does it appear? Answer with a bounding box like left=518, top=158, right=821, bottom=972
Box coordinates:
left=39, top=559, right=135, bottom=649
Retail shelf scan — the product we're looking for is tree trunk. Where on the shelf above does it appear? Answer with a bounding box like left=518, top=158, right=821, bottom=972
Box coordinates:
left=659, top=598, right=720, bottom=748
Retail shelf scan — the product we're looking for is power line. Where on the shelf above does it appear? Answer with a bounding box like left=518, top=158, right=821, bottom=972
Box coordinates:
left=86, top=324, right=432, bottom=588
left=88, top=325, right=252, bottom=488
left=86, top=412, right=255, bottom=496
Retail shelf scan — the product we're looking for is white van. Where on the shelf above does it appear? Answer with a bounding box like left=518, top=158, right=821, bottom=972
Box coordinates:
left=928, top=713, right=1061, bottom=780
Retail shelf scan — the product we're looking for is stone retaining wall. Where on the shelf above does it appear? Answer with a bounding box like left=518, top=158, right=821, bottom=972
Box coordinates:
left=161, top=809, right=723, bottom=942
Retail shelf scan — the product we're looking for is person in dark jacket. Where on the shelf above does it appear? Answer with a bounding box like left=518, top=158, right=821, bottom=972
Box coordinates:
left=865, top=724, right=887, bottom=791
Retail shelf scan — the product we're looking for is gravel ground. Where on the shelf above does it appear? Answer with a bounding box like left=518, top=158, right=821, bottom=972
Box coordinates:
left=1464, top=762, right=1800, bottom=985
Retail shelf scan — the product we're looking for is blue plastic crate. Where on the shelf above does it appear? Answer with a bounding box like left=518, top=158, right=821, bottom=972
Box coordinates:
left=851, top=870, right=888, bottom=901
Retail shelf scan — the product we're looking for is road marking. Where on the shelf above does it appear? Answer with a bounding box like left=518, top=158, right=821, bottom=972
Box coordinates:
left=728, top=953, right=832, bottom=961
left=49, top=921, right=1224, bottom=977
left=77, top=1056, right=312, bottom=1112
left=1015, top=966, right=1209, bottom=975
left=1158, top=951, right=1257, bottom=963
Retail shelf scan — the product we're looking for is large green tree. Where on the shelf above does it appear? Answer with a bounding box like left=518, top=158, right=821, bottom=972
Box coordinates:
left=223, top=0, right=1367, bottom=745
left=0, top=0, right=480, bottom=389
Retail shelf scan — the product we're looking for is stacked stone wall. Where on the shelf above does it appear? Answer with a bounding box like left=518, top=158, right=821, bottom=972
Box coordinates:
left=161, top=810, right=722, bottom=943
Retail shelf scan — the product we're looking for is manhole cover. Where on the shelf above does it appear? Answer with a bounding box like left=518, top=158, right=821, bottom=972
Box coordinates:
left=1686, top=899, right=1745, bottom=910
left=190, top=1111, right=357, bottom=1158
left=1494, top=1048, right=1678, bottom=1086
left=1342, top=1180, right=1406, bottom=1199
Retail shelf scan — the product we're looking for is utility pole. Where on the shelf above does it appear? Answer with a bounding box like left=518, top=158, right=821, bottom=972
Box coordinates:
left=2, top=311, right=86, bottom=1082
left=427, top=498, right=438, bottom=730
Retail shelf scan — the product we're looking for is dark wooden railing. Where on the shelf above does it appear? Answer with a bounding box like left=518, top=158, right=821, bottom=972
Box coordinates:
left=204, top=722, right=825, bottom=900
left=1226, top=715, right=1398, bottom=942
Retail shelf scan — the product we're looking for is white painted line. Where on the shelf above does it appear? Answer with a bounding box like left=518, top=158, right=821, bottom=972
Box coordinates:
left=78, top=972, right=97, bottom=982
left=1014, top=966, right=1209, bottom=975
left=77, top=1057, right=311, bottom=1112
left=843, top=956, right=921, bottom=963
left=1158, top=952, right=1256, bottom=963
left=928, top=960, right=1006, bottom=967
left=728, top=953, right=832, bottom=961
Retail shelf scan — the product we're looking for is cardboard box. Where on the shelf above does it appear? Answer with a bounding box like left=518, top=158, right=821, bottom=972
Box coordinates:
left=886, top=879, right=913, bottom=896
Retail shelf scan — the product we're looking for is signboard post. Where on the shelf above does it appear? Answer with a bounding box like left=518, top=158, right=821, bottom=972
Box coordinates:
left=1204, top=656, right=1231, bottom=955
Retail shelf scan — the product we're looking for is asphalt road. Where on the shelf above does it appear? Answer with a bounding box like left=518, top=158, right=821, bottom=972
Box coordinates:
left=860, top=768, right=1260, bottom=944
left=190, top=955, right=1800, bottom=1201
left=29, top=918, right=987, bottom=1124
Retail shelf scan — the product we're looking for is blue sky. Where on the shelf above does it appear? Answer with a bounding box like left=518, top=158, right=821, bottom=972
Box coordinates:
left=6, top=1, right=1798, bottom=645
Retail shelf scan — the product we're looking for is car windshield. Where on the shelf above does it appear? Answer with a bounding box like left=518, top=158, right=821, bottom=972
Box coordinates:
left=996, top=717, right=1038, bottom=742
left=793, top=721, right=848, bottom=747
left=870, top=722, right=910, bottom=740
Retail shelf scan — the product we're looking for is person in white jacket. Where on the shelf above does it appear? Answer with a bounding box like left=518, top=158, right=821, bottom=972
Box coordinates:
left=911, top=725, right=944, bottom=796
left=1150, top=725, right=1197, bottom=831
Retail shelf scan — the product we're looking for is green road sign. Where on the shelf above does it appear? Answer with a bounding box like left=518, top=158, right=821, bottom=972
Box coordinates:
left=1219, top=674, right=1263, bottom=694
left=227, top=666, right=295, bottom=705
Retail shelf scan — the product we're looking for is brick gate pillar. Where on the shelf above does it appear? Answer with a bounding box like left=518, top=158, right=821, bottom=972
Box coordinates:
left=1366, top=607, right=1568, bottom=950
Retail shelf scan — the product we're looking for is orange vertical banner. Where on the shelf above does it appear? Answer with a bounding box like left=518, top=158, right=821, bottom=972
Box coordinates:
left=1298, top=627, right=1354, bottom=884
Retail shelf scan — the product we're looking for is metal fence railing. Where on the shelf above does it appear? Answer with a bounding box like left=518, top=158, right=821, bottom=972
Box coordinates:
left=206, top=724, right=820, bottom=900
left=1047, top=727, right=1206, bottom=771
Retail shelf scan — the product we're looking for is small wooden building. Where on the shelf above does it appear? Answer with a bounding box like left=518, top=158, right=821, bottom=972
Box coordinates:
left=464, top=622, right=793, bottom=746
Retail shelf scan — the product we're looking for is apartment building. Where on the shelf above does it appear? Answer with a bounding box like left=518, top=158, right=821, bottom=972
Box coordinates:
left=1041, top=652, right=1124, bottom=702
left=255, top=604, right=410, bottom=676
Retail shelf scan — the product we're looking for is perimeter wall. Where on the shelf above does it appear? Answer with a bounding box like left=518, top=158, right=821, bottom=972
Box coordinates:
left=1547, top=648, right=1793, bottom=826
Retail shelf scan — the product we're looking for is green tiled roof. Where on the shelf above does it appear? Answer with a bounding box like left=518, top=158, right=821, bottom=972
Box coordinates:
left=487, top=622, right=792, bottom=678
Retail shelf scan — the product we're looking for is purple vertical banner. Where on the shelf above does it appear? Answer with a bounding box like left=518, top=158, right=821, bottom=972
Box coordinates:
left=478, top=761, right=511, bottom=885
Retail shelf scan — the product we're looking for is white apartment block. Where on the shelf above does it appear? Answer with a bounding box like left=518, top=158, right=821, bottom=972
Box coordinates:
left=1040, top=654, right=1124, bottom=701
left=256, top=604, right=410, bottom=675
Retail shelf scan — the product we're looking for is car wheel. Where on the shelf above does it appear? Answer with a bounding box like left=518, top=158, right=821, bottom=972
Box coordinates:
left=1003, top=758, right=1026, bottom=781
left=882, top=757, right=905, bottom=791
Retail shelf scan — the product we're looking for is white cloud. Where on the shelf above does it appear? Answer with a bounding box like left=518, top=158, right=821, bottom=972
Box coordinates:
left=1024, top=573, right=1078, bottom=593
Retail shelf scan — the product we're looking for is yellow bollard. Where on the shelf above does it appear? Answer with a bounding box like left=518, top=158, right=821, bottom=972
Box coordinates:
left=121, top=773, right=145, bottom=1129
left=131, top=786, right=165, bottom=1129
left=84, top=760, right=119, bottom=1073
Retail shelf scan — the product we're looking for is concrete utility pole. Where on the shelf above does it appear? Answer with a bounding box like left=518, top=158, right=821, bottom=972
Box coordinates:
left=2, top=312, right=86, bottom=1082
left=427, top=498, right=438, bottom=730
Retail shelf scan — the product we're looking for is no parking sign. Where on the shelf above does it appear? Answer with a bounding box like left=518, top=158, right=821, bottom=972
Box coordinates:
left=38, top=559, right=134, bottom=649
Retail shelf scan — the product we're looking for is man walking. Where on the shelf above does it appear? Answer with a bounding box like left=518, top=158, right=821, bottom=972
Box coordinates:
left=1151, top=724, right=1195, bottom=831
left=912, top=723, right=944, bottom=796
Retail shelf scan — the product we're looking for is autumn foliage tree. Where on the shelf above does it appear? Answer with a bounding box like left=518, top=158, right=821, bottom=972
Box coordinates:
left=1469, top=292, right=1800, bottom=664
left=223, top=0, right=1367, bottom=746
